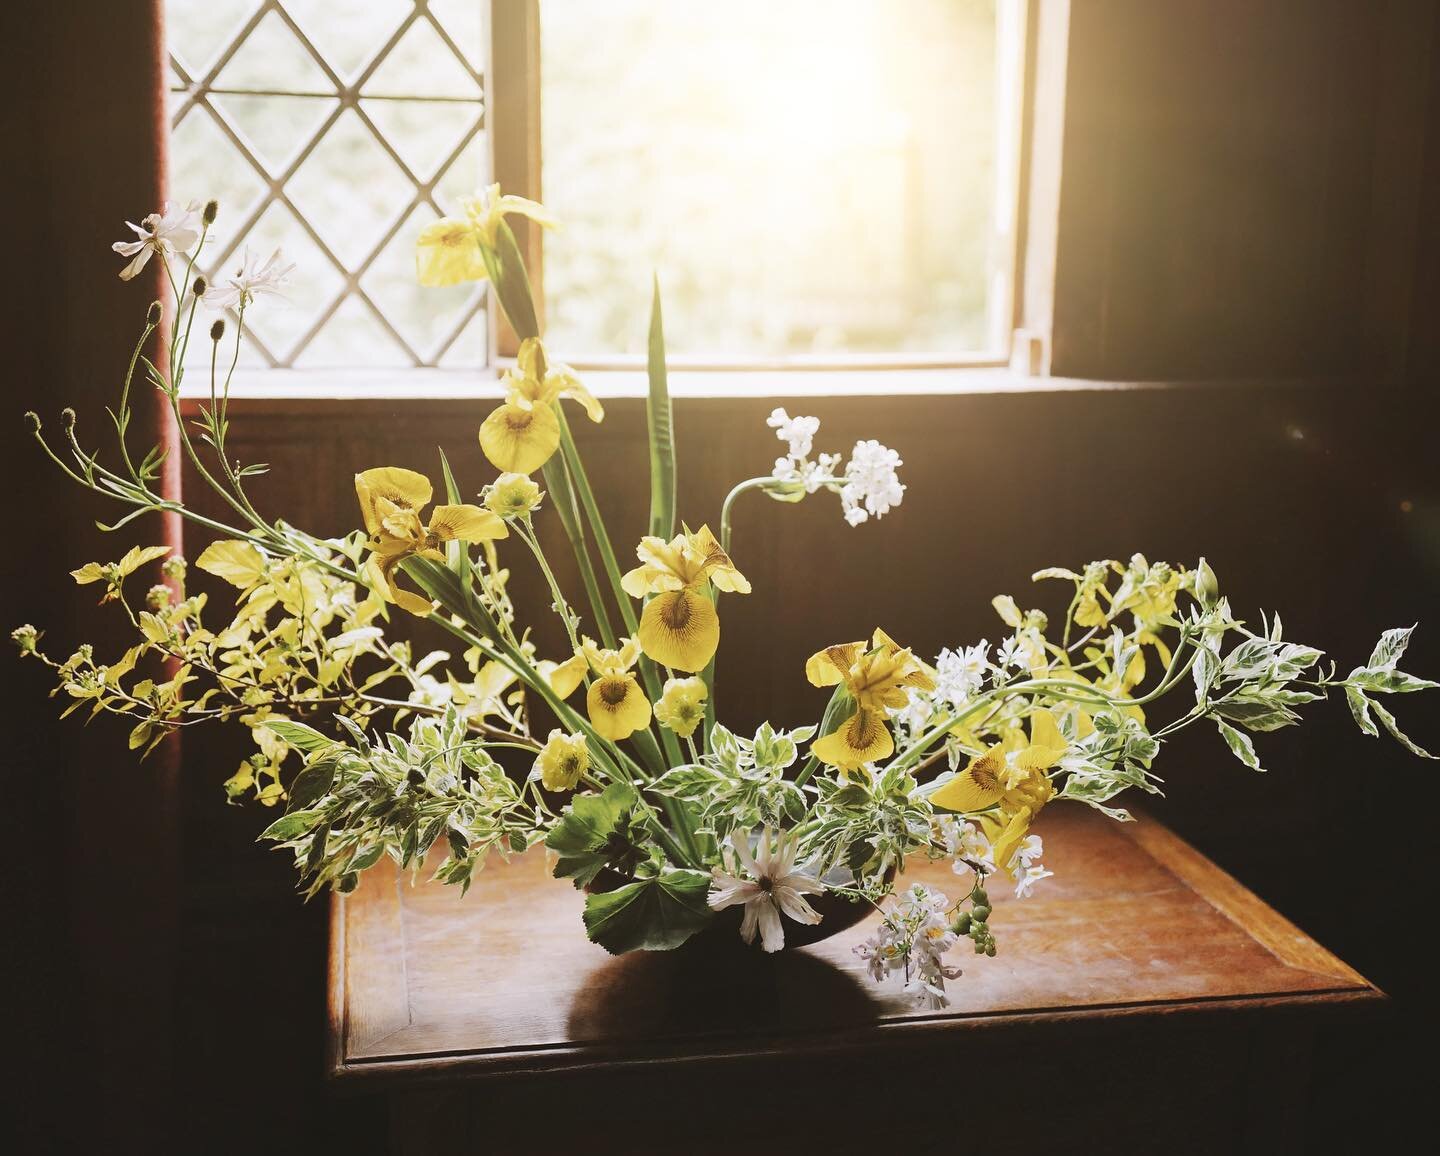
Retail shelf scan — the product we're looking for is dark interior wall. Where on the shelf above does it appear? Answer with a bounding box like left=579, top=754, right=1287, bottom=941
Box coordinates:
left=1051, top=0, right=1437, bottom=382
left=5, top=0, right=1440, bottom=1152
left=2, top=2, right=181, bottom=1150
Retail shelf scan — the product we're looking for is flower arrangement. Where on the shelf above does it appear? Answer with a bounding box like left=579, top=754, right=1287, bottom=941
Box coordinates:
left=16, top=189, right=1437, bottom=1009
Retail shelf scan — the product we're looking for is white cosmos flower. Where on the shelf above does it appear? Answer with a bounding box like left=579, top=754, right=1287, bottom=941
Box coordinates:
left=111, top=201, right=203, bottom=281
left=767, top=407, right=820, bottom=460
left=839, top=439, right=905, bottom=526
left=203, top=246, right=295, bottom=311
left=707, top=826, right=824, bottom=952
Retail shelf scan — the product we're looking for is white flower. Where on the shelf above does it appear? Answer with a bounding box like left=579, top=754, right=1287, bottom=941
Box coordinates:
left=854, top=927, right=906, bottom=982
left=111, top=201, right=202, bottom=281
left=708, top=826, right=824, bottom=952
left=203, top=246, right=294, bottom=311
left=934, top=642, right=990, bottom=707
left=838, top=440, right=905, bottom=526
left=1011, top=834, right=1053, bottom=899
left=856, top=883, right=965, bottom=1008
left=407, top=673, right=452, bottom=710
left=772, top=451, right=841, bottom=494
left=936, top=816, right=996, bottom=877
left=767, top=407, right=820, bottom=460
left=995, top=635, right=1028, bottom=671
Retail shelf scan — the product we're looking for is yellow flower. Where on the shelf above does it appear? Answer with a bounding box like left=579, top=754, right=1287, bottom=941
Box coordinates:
left=535, top=729, right=589, bottom=792
left=931, top=711, right=1064, bottom=815
left=577, top=637, right=651, bottom=741
left=484, top=472, right=543, bottom=518
left=932, top=711, right=1064, bottom=877
left=539, top=652, right=588, bottom=699
left=355, top=467, right=508, bottom=616
left=478, top=338, right=604, bottom=473
left=654, top=676, right=708, bottom=738
left=415, top=183, right=557, bottom=287
left=806, top=629, right=935, bottom=771
left=621, top=525, right=751, bottom=673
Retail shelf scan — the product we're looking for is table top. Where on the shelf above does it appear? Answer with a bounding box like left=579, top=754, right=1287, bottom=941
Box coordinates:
left=327, top=805, right=1380, bottom=1087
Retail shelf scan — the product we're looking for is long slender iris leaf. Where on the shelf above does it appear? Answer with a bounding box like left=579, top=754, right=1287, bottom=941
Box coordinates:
left=646, top=275, right=676, bottom=541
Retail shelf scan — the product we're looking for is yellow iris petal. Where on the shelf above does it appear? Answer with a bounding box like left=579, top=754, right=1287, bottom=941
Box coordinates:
left=586, top=673, right=651, bottom=741
left=805, top=641, right=864, bottom=688
left=990, top=807, right=1035, bottom=875
left=479, top=400, right=561, bottom=473
left=637, top=588, right=720, bottom=673
left=415, top=217, right=488, bottom=287
left=541, top=653, right=588, bottom=699
left=355, top=467, right=433, bottom=538
left=365, top=553, right=435, bottom=617
left=811, top=707, right=894, bottom=770
left=427, top=503, right=509, bottom=544
left=550, top=370, right=605, bottom=423
left=930, top=746, right=1008, bottom=813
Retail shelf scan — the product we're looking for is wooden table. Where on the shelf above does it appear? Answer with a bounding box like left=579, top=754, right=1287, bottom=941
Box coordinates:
left=327, top=807, right=1380, bottom=1155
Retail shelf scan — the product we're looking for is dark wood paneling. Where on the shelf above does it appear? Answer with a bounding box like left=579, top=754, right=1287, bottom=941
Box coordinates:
left=1052, top=0, right=1435, bottom=382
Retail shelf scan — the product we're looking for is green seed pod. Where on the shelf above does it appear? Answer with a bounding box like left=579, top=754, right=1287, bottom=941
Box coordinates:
left=972, top=904, right=991, bottom=923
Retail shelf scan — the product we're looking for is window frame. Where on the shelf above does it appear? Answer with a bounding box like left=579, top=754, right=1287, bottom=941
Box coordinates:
left=493, top=0, right=1034, bottom=373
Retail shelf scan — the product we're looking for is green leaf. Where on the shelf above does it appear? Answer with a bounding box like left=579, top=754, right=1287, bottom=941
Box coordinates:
left=1369, top=698, right=1436, bottom=758
left=286, top=757, right=337, bottom=812
left=437, top=446, right=472, bottom=587
left=264, top=718, right=335, bottom=753
left=1369, top=625, right=1415, bottom=671
left=1214, top=719, right=1264, bottom=772
left=582, top=868, right=713, bottom=953
left=259, top=808, right=325, bottom=843
left=490, top=221, right=540, bottom=341
left=544, top=782, right=640, bottom=887
left=1346, top=686, right=1379, bottom=737
left=1346, top=667, right=1439, bottom=695
left=1211, top=695, right=1299, bottom=732
left=651, top=765, right=723, bottom=799
left=645, top=275, right=676, bottom=541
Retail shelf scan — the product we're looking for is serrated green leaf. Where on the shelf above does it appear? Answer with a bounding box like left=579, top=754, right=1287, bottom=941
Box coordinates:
left=264, top=718, right=335, bottom=753
left=1346, top=686, right=1379, bottom=737
left=1214, top=719, right=1264, bottom=772
left=1369, top=625, right=1415, bottom=671
left=544, top=782, right=640, bottom=887
left=582, top=868, right=713, bottom=953
left=1369, top=697, right=1436, bottom=758
left=286, top=757, right=337, bottom=812
left=260, top=808, right=325, bottom=843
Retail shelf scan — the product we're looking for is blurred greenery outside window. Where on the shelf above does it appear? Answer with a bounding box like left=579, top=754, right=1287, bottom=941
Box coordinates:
left=166, top=0, right=1021, bottom=378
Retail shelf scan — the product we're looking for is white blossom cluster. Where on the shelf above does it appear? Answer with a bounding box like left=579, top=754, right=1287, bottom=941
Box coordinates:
left=936, top=815, right=1053, bottom=899
left=854, top=882, right=963, bottom=1009
left=765, top=409, right=904, bottom=526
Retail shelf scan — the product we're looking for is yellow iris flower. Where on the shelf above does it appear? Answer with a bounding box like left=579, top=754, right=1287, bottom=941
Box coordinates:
left=478, top=338, right=604, bottom=474
left=806, top=629, right=936, bottom=771
left=415, top=184, right=557, bottom=287
left=548, top=637, right=652, bottom=742
left=931, top=711, right=1065, bottom=876
left=355, top=467, right=508, bottom=616
left=621, top=525, right=751, bottom=673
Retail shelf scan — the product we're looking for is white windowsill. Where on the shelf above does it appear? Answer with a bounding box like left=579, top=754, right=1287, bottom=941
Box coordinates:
left=175, top=364, right=1222, bottom=408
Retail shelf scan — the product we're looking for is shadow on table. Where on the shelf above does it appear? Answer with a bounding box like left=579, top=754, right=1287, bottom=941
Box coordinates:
left=566, top=939, right=881, bottom=1043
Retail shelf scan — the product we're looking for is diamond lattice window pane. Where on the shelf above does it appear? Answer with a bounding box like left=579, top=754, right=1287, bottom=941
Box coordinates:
left=361, top=98, right=480, bottom=183
left=294, top=296, right=412, bottom=369
left=428, top=0, right=486, bottom=72
left=285, top=110, right=414, bottom=268
left=362, top=206, right=485, bottom=362
left=211, top=201, right=347, bottom=365
left=166, top=0, right=262, bottom=77
left=165, top=1, right=492, bottom=369
left=211, top=8, right=332, bottom=92
left=169, top=106, right=267, bottom=223
left=433, top=132, right=491, bottom=211
left=363, top=18, right=480, bottom=99
left=283, top=0, right=413, bottom=82
left=211, top=93, right=339, bottom=176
